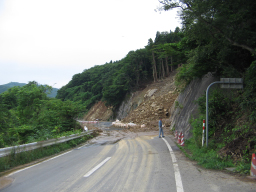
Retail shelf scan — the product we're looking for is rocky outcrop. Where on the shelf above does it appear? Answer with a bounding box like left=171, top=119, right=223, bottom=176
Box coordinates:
left=169, top=73, right=219, bottom=139
left=121, top=72, right=178, bottom=128
left=122, top=89, right=177, bottom=127
left=115, top=91, right=142, bottom=120
left=83, top=101, right=113, bottom=121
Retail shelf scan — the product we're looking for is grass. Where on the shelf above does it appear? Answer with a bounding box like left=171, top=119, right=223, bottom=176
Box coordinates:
left=0, top=133, right=95, bottom=174
left=179, top=139, right=234, bottom=170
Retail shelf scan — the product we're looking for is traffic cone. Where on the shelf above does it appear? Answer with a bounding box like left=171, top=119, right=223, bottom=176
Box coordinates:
left=180, top=132, right=185, bottom=146
left=175, top=131, right=178, bottom=139
left=177, top=132, right=181, bottom=144
left=250, top=153, right=256, bottom=177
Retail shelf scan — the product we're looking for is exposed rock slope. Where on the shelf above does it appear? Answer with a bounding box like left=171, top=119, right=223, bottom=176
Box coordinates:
left=83, top=101, right=113, bottom=121
left=121, top=73, right=178, bottom=128
left=84, top=71, right=179, bottom=130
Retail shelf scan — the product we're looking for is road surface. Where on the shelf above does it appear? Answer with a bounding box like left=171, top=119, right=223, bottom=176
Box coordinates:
left=0, top=129, right=255, bottom=191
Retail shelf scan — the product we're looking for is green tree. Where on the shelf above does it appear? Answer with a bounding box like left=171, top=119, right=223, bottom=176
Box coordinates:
left=159, top=0, right=256, bottom=54
left=16, top=82, right=48, bottom=124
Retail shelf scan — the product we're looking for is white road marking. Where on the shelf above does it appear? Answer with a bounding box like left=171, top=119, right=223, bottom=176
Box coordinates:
left=162, top=138, right=184, bottom=192
left=8, top=163, right=39, bottom=176
left=77, top=144, right=88, bottom=150
left=7, top=151, right=72, bottom=176
left=84, top=157, right=111, bottom=177
left=42, top=151, right=72, bottom=163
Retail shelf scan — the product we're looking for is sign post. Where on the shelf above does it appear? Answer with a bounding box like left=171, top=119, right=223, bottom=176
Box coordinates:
left=206, top=78, right=243, bottom=147
left=202, top=119, right=205, bottom=146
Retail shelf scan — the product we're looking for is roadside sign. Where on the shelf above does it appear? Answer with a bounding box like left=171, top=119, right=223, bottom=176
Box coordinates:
left=205, top=78, right=243, bottom=147
left=220, top=78, right=243, bottom=89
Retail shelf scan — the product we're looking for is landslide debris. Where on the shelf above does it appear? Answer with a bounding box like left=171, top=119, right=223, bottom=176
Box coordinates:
left=83, top=71, right=179, bottom=131
left=120, top=72, right=179, bottom=130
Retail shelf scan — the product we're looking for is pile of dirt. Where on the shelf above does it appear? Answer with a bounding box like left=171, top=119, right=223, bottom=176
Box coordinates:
left=122, top=89, right=178, bottom=128
left=120, top=72, right=179, bottom=130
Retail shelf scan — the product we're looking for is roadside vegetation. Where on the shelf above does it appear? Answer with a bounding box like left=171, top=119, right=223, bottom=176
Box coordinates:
left=0, top=134, right=94, bottom=174
left=0, top=81, right=98, bottom=173
left=0, top=81, right=84, bottom=148
left=161, top=0, right=256, bottom=174
left=182, top=87, right=255, bottom=174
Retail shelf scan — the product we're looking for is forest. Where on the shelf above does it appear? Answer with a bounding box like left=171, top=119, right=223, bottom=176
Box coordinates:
left=0, top=82, right=82, bottom=147
left=57, top=0, right=256, bottom=116
left=56, top=27, right=184, bottom=109
left=0, top=0, right=256, bottom=165
left=0, top=82, right=58, bottom=98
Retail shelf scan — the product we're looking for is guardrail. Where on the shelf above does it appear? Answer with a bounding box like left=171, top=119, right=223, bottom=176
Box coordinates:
left=0, top=130, right=94, bottom=158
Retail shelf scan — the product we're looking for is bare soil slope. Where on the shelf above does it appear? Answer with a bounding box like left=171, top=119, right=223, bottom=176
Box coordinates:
left=83, top=101, right=113, bottom=121
left=84, top=71, right=179, bottom=131
left=122, top=72, right=178, bottom=129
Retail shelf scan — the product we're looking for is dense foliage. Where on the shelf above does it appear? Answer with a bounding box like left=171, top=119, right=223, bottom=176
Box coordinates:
left=159, top=0, right=256, bottom=124
left=160, top=0, right=256, bottom=81
left=158, top=0, right=256, bottom=172
left=0, top=82, right=26, bottom=94
left=56, top=29, right=184, bottom=109
left=0, top=81, right=82, bottom=147
left=0, top=82, right=58, bottom=98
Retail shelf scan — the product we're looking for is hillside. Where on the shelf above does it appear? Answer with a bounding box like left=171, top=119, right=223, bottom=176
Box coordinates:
left=60, top=0, right=256, bottom=172
left=0, top=82, right=26, bottom=93
left=83, top=101, right=114, bottom=121
left=121, top=72, right=178, bottom=127
left=83, top=71, right=179, bottom=130
left=0, top=82, right=58, bottom=98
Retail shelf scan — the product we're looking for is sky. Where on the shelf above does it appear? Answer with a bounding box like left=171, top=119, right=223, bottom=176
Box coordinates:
left=0, top=0, right=181, bottom=88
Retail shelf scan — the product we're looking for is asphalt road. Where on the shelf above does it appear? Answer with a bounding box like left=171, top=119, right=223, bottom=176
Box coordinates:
left=1, top=130, right=256, bottom=192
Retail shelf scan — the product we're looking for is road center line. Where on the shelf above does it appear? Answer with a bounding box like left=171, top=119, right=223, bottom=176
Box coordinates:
left=162, top=138, right=184, bottom=192
left=84, top=157, right=111, bottom=177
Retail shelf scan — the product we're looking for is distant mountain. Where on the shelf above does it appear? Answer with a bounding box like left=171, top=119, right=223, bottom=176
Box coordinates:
left=0, top=82, right=26, bottom=94
left=4, top=82, right=26, bottom=88
left=47, top=87, right=58, bottom=98
left=0, top=82, right=58, bottom=98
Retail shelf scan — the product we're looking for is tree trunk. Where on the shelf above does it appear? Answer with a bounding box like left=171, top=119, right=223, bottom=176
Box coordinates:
left=162, top=59, right=165, bottom=78
left=165, top=56, right=169, bottom=76
left=152, top=51, right=158, bottom=82
left=170, top=55, right=173, bottom=72
left=136, top=63, right=139, bottom=87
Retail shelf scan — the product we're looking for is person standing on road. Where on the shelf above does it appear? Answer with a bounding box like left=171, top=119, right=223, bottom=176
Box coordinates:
left=159, top=118, right=164, bottom=138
